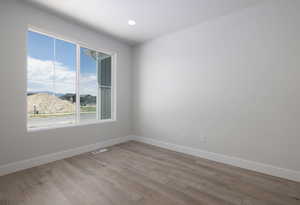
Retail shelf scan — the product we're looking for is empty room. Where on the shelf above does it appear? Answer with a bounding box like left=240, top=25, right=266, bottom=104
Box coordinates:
left=1, top=0, right=300, bottom=204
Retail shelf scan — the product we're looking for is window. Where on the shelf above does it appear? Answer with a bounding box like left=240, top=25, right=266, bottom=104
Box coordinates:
left=27, top=29, right=115, bottom=130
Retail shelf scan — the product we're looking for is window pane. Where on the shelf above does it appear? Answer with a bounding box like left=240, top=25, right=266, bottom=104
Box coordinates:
left=100, top=56, right=112, bottom=119
left=27, top=31, right=76, bottom=129
left=80, top=47, right=97, bottom=122
left=80, top=47, right=112, bottom=122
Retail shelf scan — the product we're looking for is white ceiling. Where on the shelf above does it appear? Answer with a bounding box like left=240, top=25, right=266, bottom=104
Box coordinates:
left=25, top=0, right=261, bottom=45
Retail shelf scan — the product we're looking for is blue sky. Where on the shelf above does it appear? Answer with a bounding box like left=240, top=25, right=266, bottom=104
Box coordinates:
left=27, top=31, right=97, bottom=95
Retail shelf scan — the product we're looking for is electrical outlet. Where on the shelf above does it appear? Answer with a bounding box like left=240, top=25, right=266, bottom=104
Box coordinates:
left=200, top=136, right=207, bottom=143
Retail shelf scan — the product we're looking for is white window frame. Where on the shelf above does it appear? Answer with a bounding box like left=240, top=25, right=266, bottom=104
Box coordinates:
left=27, top=26, right=117, bottom=132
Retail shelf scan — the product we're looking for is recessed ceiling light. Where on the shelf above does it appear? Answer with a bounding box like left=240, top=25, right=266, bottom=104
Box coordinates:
left=128, top=20, right=136, bottom=26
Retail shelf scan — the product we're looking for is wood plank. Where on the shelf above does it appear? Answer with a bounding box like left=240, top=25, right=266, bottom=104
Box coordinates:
left=0, top=141, right=299, bottom=205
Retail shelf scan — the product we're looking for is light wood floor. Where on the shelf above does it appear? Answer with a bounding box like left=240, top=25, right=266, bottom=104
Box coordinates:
left=1, top=141, right=300, bottom=205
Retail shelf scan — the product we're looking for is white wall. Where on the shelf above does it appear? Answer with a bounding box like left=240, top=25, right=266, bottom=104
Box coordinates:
left=1, top=0, right=300, bottom=178
left=0, top=1, right=132, bottom=166
left=133, top=0, right=300, bottom=172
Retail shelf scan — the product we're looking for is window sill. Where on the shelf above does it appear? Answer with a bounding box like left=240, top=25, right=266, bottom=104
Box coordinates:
left=27, top=119, right=117, bottom=132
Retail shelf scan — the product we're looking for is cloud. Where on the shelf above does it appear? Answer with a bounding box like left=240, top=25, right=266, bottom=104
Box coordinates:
left=27, top=57, right=97, bottom=95
left=80, top=74, right=97, bottom=95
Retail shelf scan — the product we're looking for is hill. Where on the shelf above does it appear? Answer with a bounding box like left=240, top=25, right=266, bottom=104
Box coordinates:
left=27, top=93, right=75, bottom=114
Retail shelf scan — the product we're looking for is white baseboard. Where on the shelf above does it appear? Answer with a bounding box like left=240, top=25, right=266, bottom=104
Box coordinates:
left=0, top=136, right=132, bottom=176
left=1, top=135, right=299, bottom=182
left=130, top=135, right=300, bottom=182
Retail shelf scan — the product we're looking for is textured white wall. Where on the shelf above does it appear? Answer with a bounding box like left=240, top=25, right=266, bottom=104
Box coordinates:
left=0, top=1, right=132, bottom=166
left=133, top=0, right=300, bottom=172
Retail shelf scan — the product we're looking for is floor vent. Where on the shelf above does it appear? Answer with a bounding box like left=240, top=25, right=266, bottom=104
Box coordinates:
left=91, top=148, right=109, bottom=154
